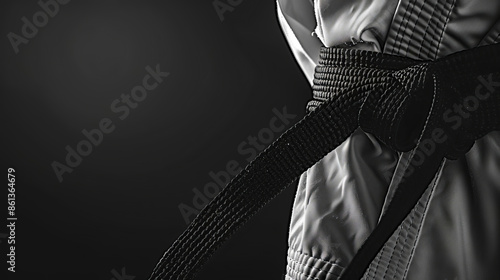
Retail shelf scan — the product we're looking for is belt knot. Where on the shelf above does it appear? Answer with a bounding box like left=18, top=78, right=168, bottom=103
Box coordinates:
left=311, top=45, right=500, bottom=158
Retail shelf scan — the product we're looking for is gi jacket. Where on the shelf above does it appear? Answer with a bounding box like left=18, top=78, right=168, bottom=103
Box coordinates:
left=277, top=0, right=500, bottom=279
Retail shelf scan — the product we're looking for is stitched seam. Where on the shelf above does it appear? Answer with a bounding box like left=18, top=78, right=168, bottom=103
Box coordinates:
left=367, top=75, right=439, bottom=280
left=385, top=0, right=406, bottom=54
left=382, top=221, right=405, bottom=278
left=394, top=0, right=417, bottom=55
left=402, top=0, right=426, bottom=58
left=287, top=256, right=342, bottom=279
left=432, top=0, right=455, bottom=60
left=287, top=262, right=321, bottom=280
left=364, top=250, right=375, bottom=278
left=288, top=265, right=320, bottom=280
left=394, top=203, right=417, bottom=279
left=287, top=251, right=344, bottom=280
left=390, top=0, right=411, bottom=54
left=417, top=0, right=440, bottom=58
left=423, top=0, right=446, bottom=59
left=414, top=2, right=434, bottom=58
left=478, top=19, right=500, bottom=45
left=394, top=216, right=413, bottom=279
left=402, top=161, right=444, bottom=278
left=288, top=247, right=345, bottom=269
left=369, top=137, right=422, bottom=279
left=287, top=254, right=342, bottom=277
left=372, top=242, right=386, bottom=278
left=390, top=0, right=412, bottom=54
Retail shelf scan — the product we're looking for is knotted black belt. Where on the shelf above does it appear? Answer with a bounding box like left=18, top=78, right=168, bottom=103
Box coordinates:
left=149, top=43, right=500, bottom=280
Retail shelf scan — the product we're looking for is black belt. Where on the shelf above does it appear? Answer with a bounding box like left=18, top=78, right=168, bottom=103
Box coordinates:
left=149, top=43, right=500, bottom=280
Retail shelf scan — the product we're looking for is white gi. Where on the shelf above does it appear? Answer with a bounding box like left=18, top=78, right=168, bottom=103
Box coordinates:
left=277, top=0, right=500, bottom=279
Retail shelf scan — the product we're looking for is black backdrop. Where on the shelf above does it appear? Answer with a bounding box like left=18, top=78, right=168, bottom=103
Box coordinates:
left=1, top=0, right=312, bottom=279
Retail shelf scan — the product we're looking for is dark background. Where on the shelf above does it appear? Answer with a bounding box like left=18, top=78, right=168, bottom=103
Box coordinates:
left=1, top=0, right=311, bottom=279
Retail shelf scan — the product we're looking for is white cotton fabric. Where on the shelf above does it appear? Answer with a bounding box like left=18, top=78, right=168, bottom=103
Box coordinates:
left=277, top=0, right=500, bottom=279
